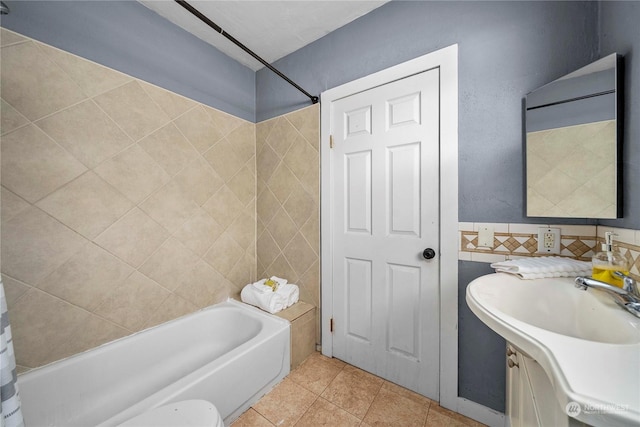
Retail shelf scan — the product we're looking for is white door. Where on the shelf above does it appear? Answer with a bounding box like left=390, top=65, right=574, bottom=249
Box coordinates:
left=330, top=68, right=440, bottom=399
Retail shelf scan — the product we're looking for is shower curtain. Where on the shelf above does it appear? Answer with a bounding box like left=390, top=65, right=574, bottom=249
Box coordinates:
left=0, top=281, right=23, bottom=427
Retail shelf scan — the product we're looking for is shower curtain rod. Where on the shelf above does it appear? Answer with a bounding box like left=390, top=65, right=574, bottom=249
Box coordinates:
left=175, top=0, right=319, bottom=104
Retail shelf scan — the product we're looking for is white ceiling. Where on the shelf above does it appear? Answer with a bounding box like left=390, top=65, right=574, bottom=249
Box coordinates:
left=139, top=1, right=389, bottom=71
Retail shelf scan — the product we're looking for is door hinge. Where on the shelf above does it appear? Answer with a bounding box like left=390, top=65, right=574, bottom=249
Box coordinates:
left=330, top=317, right=334, bottom=333
left=329, top=135, right=334, bottom=149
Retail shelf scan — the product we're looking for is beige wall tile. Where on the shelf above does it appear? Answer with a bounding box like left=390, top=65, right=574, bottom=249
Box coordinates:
left=257, top=188, right=281, bottom=226
left=257, top=231, right=281, bottom=271
left=10, top=288, right=91, bottom=368
left=94, top=271, right=171, bottom=332
left=202, top=185, right=244, bottom=229
left=173, top=157, right=224, bottom=206
left=139, top=237, right=201, bottom=292
left=144, top=293, right=198, bottom=329
left=227, top=251, right=255, bottom=290
left=203, top=137, right=246, bottom=182
left=227, top=165, right=255, bottom=206
left=1, top=125, right=87, bottom=203
left=174, top=105, right=224, bottom=153
left=283, top=134, right=318, bottom=182
left=174, top=261, right=229, bottom=309
left=138, top=123, right=199, bottom=176
left=267, top=163, right=298, bottom=204
left=227, top=122, right=256, bottom=164
left=37, top=171, right=133, bottom=239
left=227, top=211, right=255, bottom=251
left=53, top=314, right=129, bottom=362
left=1, top=206, right=87, bottom=285
left=286, top=105, right=320, bottom=151
left=37, top=242, right=134, bottom=311
left=204, top=232, right=244, bottom=277
left=94, top=207, right=169, bottom=268
left=173, top=208, right=224, bottom=257
left=300, top=215, right=320, bottom=256
left=266, top=117, right=299, bottom=158
left=284, top=186, right=316, bottom=228
left=257, top=144, right=282, bottom=183
left=1, top=186, right=29, bottom=223
left=204, top=105, right=244, bottom=138
left=140, top=180, right=199, bottom=233
left=94, top=144, right=170, bottom=204
left=139, top=81, right=197, bottom=120
left=1, top=31, right=259, bottom=370
left=35, top=42, right=132, bottom=98
left=35, top=99, right=134, bottom=169
left=283, top=233, right=317, bottom=278
left=1, top=275, right=31, bottom=308
left=266, top=207, right=298, bottom=250
left=0, top=42, right=86, bottom=121
left=94, top=81, right=170, bottom=141
left=1, top=98, right=29, bottom=135
left=0, top=28, right=27, bottom=47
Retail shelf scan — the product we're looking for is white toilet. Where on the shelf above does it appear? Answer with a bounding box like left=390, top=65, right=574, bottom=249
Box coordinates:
left=117, top=400, right=224, bottom=427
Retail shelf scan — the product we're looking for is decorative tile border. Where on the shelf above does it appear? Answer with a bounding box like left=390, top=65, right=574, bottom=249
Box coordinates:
left=459, top=223, right=640, bottom=278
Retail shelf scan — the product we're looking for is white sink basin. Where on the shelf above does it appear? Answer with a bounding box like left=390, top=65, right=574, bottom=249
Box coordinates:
left=470, top=274, right=640, bottom=344
left=466, top=273, right=640, bottom=427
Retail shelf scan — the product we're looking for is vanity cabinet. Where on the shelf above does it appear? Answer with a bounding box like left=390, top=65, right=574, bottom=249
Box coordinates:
left=506, top=344, right=588, bottom=427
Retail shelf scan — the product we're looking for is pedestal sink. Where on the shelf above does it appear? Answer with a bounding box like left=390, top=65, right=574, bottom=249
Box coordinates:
left=466, top=273, right=640, bottom=427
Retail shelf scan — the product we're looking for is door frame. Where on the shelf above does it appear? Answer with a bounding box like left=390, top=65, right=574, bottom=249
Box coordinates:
left=320, top=44, right=460, bottom=413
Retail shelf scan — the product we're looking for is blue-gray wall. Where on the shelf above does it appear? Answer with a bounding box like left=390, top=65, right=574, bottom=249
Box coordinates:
left=256, top=1, right=599, bottom=226
left=0, top=0, right=256, bottom=121
left=458, top=261, right=505, bottom=411
left=598, top=1, right=640, bottom=230
left=256, top=1, right=600, bottom=413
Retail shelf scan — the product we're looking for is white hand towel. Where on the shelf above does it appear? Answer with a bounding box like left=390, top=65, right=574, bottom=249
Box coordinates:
left=490, top=256, right=591, bottom=279
left=241, top=284, right=287, bottom=314
left=251, top=279, right=273, bottom=293
left=270, top=276, right=288, bottom=287
left=276, top=283, right=299, bottom=307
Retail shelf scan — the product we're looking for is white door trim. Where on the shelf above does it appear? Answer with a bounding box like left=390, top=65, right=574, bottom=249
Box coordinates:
left=321, top=44, right=460, bottom=410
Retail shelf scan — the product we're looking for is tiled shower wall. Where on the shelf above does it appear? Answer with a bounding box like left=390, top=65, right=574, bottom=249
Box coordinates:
left=0, top=28, right=256, bottom=370
left=256, top=106, right=320, bottom=344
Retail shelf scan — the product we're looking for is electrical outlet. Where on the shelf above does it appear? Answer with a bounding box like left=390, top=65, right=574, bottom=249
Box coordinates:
left=537, top=227, right=561, bottom=254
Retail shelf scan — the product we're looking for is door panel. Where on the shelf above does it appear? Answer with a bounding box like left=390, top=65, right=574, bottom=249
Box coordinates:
left=331, top=68, right=441, bottom=399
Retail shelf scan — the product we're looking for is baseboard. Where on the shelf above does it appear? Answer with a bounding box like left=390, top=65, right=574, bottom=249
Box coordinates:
left=456, top=397, right=506, bottom=427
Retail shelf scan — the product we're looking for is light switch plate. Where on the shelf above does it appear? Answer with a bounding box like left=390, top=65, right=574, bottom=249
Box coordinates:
left=478, top=226, right=494, bottom=248
left=537, top=227, right=561, bottom=254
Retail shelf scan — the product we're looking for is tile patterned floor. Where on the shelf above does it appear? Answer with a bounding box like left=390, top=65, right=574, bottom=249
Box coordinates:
left=232, top=352, right=485, bottom=427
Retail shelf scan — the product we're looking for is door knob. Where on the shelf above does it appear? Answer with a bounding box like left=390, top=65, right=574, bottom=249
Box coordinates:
left=422, top=248, right=436, bottom=259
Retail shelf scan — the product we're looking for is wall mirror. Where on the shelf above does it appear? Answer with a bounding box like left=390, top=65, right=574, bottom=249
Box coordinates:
left=525, top=53, right=623, bottom=218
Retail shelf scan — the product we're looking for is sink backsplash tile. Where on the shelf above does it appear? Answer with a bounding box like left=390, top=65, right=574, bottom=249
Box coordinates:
left=459, top=223, right=640, bottom=279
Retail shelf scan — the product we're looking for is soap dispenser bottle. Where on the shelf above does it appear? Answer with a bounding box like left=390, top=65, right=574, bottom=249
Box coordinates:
left=592, top=232, right=629, bottom=288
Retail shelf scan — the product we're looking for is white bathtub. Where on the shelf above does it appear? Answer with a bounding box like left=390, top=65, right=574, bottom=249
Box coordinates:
left=17, top=299, right=290, bottom=426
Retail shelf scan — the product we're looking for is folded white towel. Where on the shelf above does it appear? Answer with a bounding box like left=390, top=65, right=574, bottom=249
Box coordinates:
left=276, top=283, right=299, bottom=307
left=241, top=284, right=287, bottom=314
left=491, top=256, right=591, bottom=279
left=270, top=276, right=288, bottom=287
left=251, top=279, right=273, bottom=293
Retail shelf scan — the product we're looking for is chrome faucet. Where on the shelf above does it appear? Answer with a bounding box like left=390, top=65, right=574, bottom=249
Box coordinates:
left=575, top=273, right=640, bottom=318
